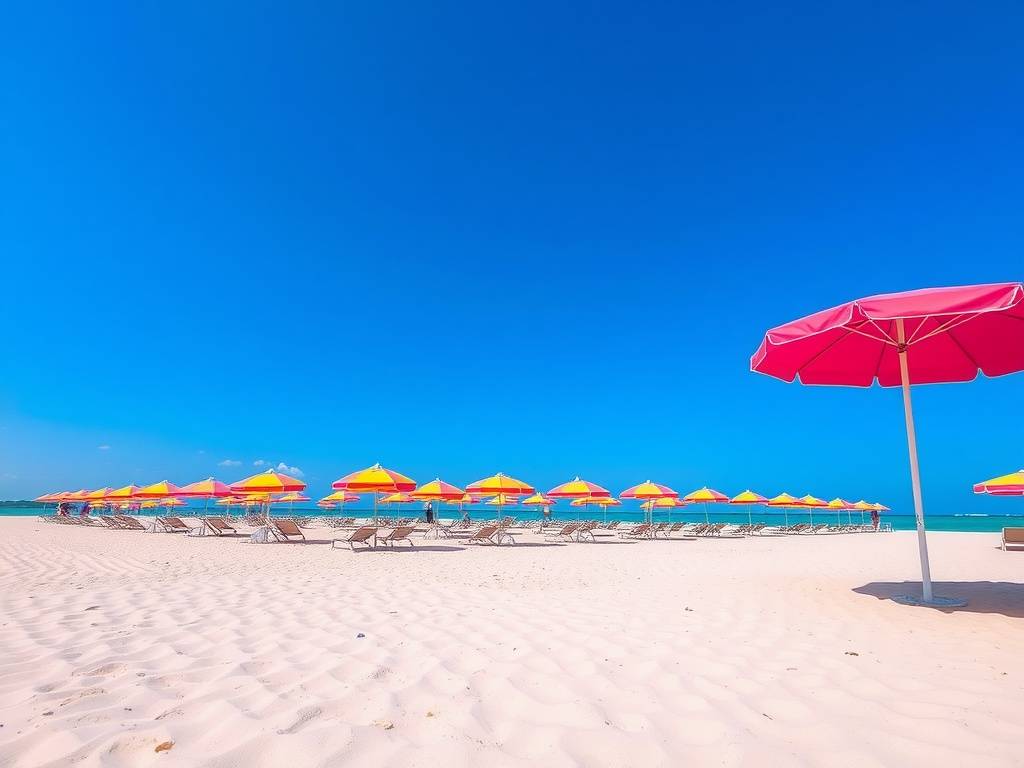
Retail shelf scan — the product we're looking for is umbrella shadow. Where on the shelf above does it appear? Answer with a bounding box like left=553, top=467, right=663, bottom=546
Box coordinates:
left=853, top=581, right=1024, bottom=618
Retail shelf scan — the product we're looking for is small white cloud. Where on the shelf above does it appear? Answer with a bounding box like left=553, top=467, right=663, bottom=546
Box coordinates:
left=97, top=445, right=111, bottom=451
left=276, top=462, right=304, bottom=477
left=253, top=459, right=268, bottom=467
left=197, top=449, right=206, bottom=455
left=218, top=459, right=242, bottom=467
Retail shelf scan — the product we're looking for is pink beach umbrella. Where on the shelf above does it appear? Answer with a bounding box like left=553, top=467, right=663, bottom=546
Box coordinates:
left=751, top=282, right=1024, bottom=605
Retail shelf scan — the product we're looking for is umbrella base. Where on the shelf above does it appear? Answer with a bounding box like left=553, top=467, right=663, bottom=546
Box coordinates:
left=892, top=593, right=967, bottom=608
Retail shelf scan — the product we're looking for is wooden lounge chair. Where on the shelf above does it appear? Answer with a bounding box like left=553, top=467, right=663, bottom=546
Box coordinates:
left=467, top=524, right=504, bottom=545
left=547, top=523, right=580, bottom=542
left=156, top=516, right=191, bottom=533
left=203, top=517, right=239, bottom=536
left=379, top=525, right=416, bottom=547
left=271, top=518, right=306, bottom=542
left=1002, top=527, right=1024, bottom=551
left=113, top=515, right=147, bottom=531
left=620, top=523, right=651, bottom=538
left=332, top=526, right=378, bottom=550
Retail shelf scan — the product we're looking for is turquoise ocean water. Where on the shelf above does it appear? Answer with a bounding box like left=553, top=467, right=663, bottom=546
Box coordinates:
left=4, top=504, right=1021, bottom=532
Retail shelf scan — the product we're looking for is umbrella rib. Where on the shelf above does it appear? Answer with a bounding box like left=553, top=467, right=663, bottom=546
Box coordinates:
left=907, top=313, right=978, bottom=346
left=862, top=318, right=897, bottom=345
left=795, top=322, right=881, bottom=380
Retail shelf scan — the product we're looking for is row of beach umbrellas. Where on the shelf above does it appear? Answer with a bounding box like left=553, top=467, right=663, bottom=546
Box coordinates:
left=37, top=468, right=890, bottom=530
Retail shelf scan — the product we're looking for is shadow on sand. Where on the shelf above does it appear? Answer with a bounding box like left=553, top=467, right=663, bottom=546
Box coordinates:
left=853, top=581, right=1024, bottom=618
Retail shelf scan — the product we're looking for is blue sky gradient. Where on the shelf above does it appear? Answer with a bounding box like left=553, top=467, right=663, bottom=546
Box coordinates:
left=1, top=2, right=1022, bottom=513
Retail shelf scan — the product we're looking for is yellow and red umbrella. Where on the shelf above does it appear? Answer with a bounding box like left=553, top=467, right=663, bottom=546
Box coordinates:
left=136, top=480, right=185, bottom=499
left=179, top=478, right=233, bottom=498
left=411, top=478, right=465, bottom=502
left=973, top=469, right=1024, bottom=495
left=86, top=488, right=111, bottom=502
left=767, top=492, right=805, bottom=527
left=104, top=485, right=144, bottom=503
left=178, top=477, right=234, bottom=514
left=65, top=489, right=93, bottom=502
left=467, top=473, right=534, bottom=517
left=521, top=492, right=556, bottom=519
left=320, top=490, right=360, bottom=506
left=826, top=497, right=856, bottom=525
left=485, top=493, right=521, bottom=506
left=798, top=494, right=828, bottom=526
left=729, top=490, right=768, bottom=527
left=332, top=463, right=416, bottom=522
left=230, top=470, right=305, bottom=495
left=620, top=480, right=677, bottom=525
left=380, top=492, right=415, bottom=505
left=272, top=492, right=310, bottom=515
left=573, top=495, right=623, bottom=524
left=683, top=486, right=729, bottom=523
left=547, top=476, right=610, bottom=499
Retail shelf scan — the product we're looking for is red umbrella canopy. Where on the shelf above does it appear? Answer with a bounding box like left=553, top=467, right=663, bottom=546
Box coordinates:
left=547, top=476, right=611, bottom=498
left=332, top=463, right=416, bottom=493
left=751, top=283, right=1024, bottom=386
left=178, top=477, right=234, bottom=498
left=135, top=480, right=185, bottom=499
left=620, top=481, right=678, bottom=500
left=230, top=470, right=306, bottom=494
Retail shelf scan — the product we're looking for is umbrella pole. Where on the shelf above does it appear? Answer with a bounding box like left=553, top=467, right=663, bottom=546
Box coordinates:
left=897, top=318, right=934, bottom=603
left=704, top=502, right=709, bottom=525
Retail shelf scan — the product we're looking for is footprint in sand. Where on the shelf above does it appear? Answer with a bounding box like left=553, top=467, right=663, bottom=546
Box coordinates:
left=278, top=706, right=323, bottom=734
left=74, top=662, right=126, bottom=678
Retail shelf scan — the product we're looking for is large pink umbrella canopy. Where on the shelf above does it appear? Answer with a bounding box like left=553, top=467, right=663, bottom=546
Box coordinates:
left=752, top=282, right=1024, bottom=606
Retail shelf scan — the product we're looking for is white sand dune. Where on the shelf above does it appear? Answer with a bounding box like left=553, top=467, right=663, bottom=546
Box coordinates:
left=1, top=518, right=1022, bottom=767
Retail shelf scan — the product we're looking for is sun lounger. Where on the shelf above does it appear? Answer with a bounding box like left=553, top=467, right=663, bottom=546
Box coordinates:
left=271, top=518, right=306, bottom=542
left=467, top=524, right=511, bottom=545
left=1002, top=527, right=1024, bottom=551
left=156, top=516, right=191, bottom=533
left=546, top=523, right=580, bottom=542
left=379, top=525, right=416, bottom=547
left=203, top=517, right=239, bottom=536
left=620, top=523, right=651, bottom=538
left=332, top=526, right=378, bottom=550
left=112, top=515, right=146, bottom=531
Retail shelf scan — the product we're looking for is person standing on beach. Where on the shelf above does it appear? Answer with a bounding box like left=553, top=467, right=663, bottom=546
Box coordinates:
left=870, top=509, right=879, bottom=530
left=424, top=501, right=434, bottom=524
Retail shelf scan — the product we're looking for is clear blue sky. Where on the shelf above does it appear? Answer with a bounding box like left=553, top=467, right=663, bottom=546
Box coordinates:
left=1, top=2, right=1021, bottom=514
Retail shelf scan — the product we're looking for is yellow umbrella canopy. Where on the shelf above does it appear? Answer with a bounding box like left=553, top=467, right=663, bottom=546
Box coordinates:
left=729, top=490, right=768, bottom=526
left=86, top=488, right=112, bottom=501
left=332, top=463, right=416, bottom=493
left=797, top=494, right=828, bottom=525
left=521, top=493, right=555, bottom=506
left=852, top=500, right=875, bottom=510
left=683, top=487, right=729, bottom=503
left=638, top=497, right=685, bottom=509
left=485, top=493, right=520, bottom=506
left=380, top=492, right=415, bottom=504
left=105, top=485, right=144, bottom=501
left=230, top=470, right=305, bottom=495
left=684, top=486, right=729, bottom=523
left=411, top=478, right=465, bottom=501
left=467, top=472, right=534, bottom=496
left=321, top=490, right=360, bottom=503
left=547, top=476, right=611, bottom=498
left=136, top=480, right=185, bottom=499
left=973, top=469, right=1024, bottom=494
left=767, top=492, right=804, bottom=527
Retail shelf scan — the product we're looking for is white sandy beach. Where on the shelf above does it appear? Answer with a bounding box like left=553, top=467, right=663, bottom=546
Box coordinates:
left=1, top=518, right=1022, bottom=767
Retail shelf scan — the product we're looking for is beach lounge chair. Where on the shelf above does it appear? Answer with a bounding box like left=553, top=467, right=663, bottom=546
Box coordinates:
left=547, top=523, right=580, bottom=542
left=271, top=518, right=306, bottom=542
left=203, top=517, right=239, bottom=536
left=379, top=525, right=416, bottom=547
left=156, top=516, right=191, bottom=533
left=1002, top=527, right=1024, bottom=551
left=332, top=526, right=378, bottom=550
left=620, top=523, right=651, bottom=538
left=467, top=524, right=504, bottom=545
left=113, top=515, right=147, bottom=531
